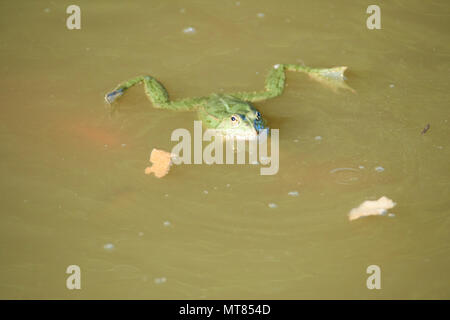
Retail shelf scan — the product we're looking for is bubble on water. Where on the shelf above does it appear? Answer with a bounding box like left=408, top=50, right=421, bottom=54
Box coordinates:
left=389, top=84, right=395, bottom=88
left=314, top=136, right=322, bottom=141
left=273, top=64, right=280, bottom=69
left=183, top=26, right=196, bottom=34
left=103, top=243, right=115, bottom=251
left=226, top=184, right=231, bottom=188
left=179, top=8, right=186, bottom=14
left=375, top=166, right=385, bottom=172
left=138, top=232, right=144, bottom=237
left=388, top=213, right=396, bottom=218
left=154, top=277, right=167, bottom=284
left=268, top=203, right=278, bottom=208
left=358, top=165, right=365, bottom=169
left=235, top=1, right=241, bottom=6
left=257, top=13, right=265, bottom=18
left=121, top=143, right=126, bottom=147
left=293, top=139, right=299, bottom=143
left=203, top=190, right=208, bottom=194
left=163, top=221, right=171, bottom=227
left=288, top=191, right=299, bottom=197
left=44, top=8, right=50, bottom=13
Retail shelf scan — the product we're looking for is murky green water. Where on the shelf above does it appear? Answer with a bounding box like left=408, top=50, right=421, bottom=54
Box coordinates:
left=1, top=0, right=449, bottom=299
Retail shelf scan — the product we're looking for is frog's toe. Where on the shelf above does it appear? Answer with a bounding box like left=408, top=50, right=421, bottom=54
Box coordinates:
left=105, top=88, right=125, bottom=104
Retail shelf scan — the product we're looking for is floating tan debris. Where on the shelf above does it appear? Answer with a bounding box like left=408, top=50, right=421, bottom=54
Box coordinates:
left=348, top=196, right=396, bottom=221
left=144, top=148, right=173, bottom=178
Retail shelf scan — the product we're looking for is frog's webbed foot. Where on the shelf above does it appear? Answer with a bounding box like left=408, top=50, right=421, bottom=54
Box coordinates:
left=105, top=87, right=125, bottom=104
left=304, top=66, right=355, bottom=93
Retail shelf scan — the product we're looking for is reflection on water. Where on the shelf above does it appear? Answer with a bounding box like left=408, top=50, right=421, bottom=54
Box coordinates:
left=0, top=0, right=449, bottom=299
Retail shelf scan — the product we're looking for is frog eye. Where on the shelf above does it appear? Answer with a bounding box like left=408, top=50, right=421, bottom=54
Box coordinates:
left=230, top=115, right=240, bottom=126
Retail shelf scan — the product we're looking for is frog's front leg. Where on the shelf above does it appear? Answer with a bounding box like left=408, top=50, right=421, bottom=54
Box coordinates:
left=230, top=63, right=354, bottom=103
left=105, top=75, right=206, bottom=111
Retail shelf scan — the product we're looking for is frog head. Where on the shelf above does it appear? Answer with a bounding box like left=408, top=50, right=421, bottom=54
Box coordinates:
left=198, top=94, right=267, bottom=140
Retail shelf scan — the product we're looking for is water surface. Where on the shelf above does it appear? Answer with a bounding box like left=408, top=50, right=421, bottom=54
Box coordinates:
left=0, top=0, right=449, bottom=298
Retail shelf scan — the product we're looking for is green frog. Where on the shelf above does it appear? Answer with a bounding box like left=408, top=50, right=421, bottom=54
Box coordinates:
left=105, top=63, right=352, bottom=139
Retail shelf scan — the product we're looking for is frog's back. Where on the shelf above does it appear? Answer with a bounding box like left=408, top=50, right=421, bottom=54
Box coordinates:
left=205, top=94, right=256, bottom=116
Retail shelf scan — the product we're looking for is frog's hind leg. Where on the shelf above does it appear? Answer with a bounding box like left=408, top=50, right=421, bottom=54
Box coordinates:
left=105, top=75, right=204, bottom=111
left=105, top=76, right=169, bottom=106
left=230, top=63, right=354, bottom=103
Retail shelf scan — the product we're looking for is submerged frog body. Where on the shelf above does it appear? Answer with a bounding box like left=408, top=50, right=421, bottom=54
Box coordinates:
left=105, top=64, right=352, bottom=139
